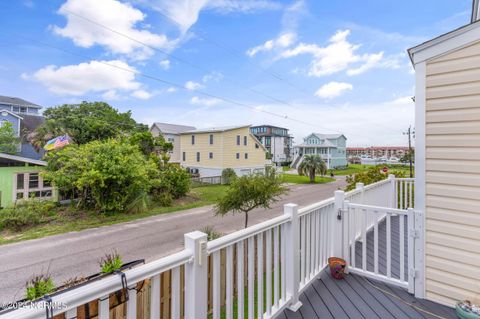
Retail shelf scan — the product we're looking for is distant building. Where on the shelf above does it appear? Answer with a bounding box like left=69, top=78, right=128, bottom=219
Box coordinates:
left=149, top=122, right=196, bottom=163
left=180, top=125, right=267, bottom=177
left=347, top=146, right=411, bottom=159
left=0, top=96, right=55, bottom=208
left=250, top=125, right=293, bottom=164
left=292, top=133, right=347, bottom=169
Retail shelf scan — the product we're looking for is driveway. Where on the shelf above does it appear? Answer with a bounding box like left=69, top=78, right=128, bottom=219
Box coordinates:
left=0, top=177, right=346, bottom=303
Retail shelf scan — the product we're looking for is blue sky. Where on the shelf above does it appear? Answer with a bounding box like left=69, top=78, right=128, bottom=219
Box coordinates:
left=0, top=0, right=472, bottom=146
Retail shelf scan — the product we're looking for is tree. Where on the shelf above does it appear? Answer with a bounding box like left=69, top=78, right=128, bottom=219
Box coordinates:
left=215, top=170, right=288, bottom=228
left=127, top=131, right=173, bottom=157
left=43, top=139, right=157, bottom=213
left=297, top=155, right=327, bottom=183
left=0, top=121, right=18, bottom=154
left=29, top=101, right=146, bottom=149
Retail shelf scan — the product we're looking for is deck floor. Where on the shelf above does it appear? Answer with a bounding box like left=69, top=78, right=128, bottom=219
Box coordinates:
left=281, top=216, right=456, bottom=319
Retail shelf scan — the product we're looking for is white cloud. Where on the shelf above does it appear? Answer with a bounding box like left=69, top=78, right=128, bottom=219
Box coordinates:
left=202, top=71, right=223, bottom=83
left=102, top=90, right=121, bottom=100
left=315, top=81, right=353, bottom=99
left=280, top=29, right=387, bottom=77
left=159, top=59, right=171, bottom=70
left=53, top=0, right=174, bottom=60
left=247, top=32, right=296, bottom=57
left=131, top=89, right=153, bottom=99
left=185, top=80, right=205, bottom=90
left=151, top=0, right=281, bottom=34
left=166, top=86, right=177, bottom=93
left=190, top=96, right=221, bottom=106
left=24, top=60, right=142, bottom=96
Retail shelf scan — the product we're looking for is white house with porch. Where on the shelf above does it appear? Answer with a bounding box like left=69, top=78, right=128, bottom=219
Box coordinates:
left=291, top=133, right=347, bottom=169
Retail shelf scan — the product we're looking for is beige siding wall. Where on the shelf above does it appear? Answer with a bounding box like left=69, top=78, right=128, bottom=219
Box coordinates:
left=424, top=41, right=480, bottom=306
left=180, top=127, right=267, bottom=171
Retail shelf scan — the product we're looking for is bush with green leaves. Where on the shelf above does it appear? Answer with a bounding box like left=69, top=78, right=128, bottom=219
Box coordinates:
left=221, top=168, right=237, bottom=185
left=44, top=139, right=157, bottom=213
left=0, top=200, right=57, bottom=231
left=150, top=164, right=191, bottom=206
left=100, top=251, right=123, bottom=274
left=201, top=226, right=222, bottom=241
left=0, top=121, right=19, bottom=154
left=25, top=274, right=55, bottom=300
left=345, top=166, right=407, bottom=191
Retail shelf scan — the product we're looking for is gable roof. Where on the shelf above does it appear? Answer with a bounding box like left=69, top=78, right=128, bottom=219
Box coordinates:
left=151, top=122, right=196, bottom=134
left=408, top=20, right=480, bottom=65
left=0, top=109, right=23, bottom=120
left=0, top=95, right=41, bottom=109
left=181, top=125, right=250, bottom=134
left=313, top=133, right=346, bottom=140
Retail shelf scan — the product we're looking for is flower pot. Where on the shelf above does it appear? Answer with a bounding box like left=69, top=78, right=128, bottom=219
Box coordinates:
left=328, top=257, right=346, bottom=280
left=456, top=301, right=480, bottom=319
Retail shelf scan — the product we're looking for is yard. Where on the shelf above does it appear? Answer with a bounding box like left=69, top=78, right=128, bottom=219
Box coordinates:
left=281, top=174, right=335, bottom=184
left=332, top=164, right=414, bottom=176
left=0, top=185, right=228, bottom=245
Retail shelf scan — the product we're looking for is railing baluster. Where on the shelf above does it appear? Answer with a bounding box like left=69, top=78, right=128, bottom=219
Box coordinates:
left=362, top=208, right=367, bottom=271
left=343, top=201, right=351, bottom=270
left=305, top=214, right=311, bottom=281
left=257, top=232, right=264, bottom=319
left=127, top=285, right=137, bottom=319
left=150, top=274, right=161, bottom=319
left=315, top=210, right=320, bottom=273
left=266, top=229, right=272, bottom=316
left=226, top=245, right=233, bottom=319
left=273, top=226, right=279, bottom=308
left=351, top=207, right=356, bottom=269
left=409, top=181, right=413, bottom=208
left=400, top=214, right=405, bottom=282
left=98, top=295, right=109, bottom=319
left=386, top=214, right=392, bottom=278
left=403, top=180, right=407, bottom=209
left=374, top=211, right=379, bottom=274
left=65, top=309, right=77, bottom=319
left=248, top=237, right=255, bottom=319
left=237, top=241, right=244, bottom=319
left=281, top=223, right=286, bottom=302
left=213, top=251, right=221, bottom=319
left=171, top=267, right=180, bottom=319
left=300, top=216, right=306, bottom=284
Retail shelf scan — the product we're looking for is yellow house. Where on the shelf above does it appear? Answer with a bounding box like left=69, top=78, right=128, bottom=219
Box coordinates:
left=408, top=8, right=480, bottom=307
left=180, top=125, right=268, bottom=177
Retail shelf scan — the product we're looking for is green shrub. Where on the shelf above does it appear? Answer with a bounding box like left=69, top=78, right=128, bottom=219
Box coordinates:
left=345, top=166, right=406, bottom=191
left=153, top=192, right=173, bottom=207
left=201, top=226, right=222, bottom=241
left=100, top=251, right=123, bottom=274
left=159, top=165, right=191, bottom=199
left=221, top=168, right=237, bottom=185
left=25, top=274, right=55, bottom=300
left=0, top=200, right=57, bottom=231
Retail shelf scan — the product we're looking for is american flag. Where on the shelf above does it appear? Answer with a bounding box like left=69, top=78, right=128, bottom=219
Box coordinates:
left=53, top=135, right=70, bottom=149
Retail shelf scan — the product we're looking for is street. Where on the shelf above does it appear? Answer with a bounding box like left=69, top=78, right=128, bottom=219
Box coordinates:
left=0, top=178, right=346, bottom=303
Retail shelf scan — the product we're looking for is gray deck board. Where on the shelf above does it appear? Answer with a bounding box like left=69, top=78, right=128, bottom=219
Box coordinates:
left=283, top=215, right=456, bottom=319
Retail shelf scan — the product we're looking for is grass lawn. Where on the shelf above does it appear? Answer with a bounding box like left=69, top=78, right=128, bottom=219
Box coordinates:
left=281, top=174, right=335, bottom=184
left=0, top=185, right=228, bottom=245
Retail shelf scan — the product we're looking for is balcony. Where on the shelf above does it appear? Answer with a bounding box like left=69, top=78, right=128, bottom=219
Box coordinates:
left=0, top=177, right=456, bottom=319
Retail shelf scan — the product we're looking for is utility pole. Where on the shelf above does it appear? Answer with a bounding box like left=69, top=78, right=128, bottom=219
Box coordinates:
left=403, top=126, right=414, bottom=178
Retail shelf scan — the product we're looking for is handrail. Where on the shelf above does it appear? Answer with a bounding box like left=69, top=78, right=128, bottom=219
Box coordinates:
left=207, top=214, right=290, bottom=254
left=347, top=202, right=409, bottom=215
left=297, top=197, right=335, bottom=217
left=2, top=249, right=192, bottom=319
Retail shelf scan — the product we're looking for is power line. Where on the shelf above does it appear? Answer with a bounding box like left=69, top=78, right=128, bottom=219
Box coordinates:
left=62, top=9, right=304, bottom=111
left=3, top=32, right=344, bottom=134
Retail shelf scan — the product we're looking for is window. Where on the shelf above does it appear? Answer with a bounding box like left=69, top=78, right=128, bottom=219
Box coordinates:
left=16, top=174, right=24, bottom=190
left=191, top=135, right=195, bottom=145
left=209, top=152, right=213, bottom=159
left=255, top=143, right=259, bottom=149
left=29, top=173, right=39, bottom=188
left=244, top=136, right=247, bottom=146
left=196, top=152, right=200, bottom=162
left=168, top=137, right=174, bottom=142
left=20, top=107, right=27, bottom=113
left=209, top=134, right=214, bottom=145
left=182, top=152, right=186, bottom=161
left=244, top=153, right=248, bottom=159
left=236, top=135, right=240, bottom=145
left=236, top=153, right=240, bottom=159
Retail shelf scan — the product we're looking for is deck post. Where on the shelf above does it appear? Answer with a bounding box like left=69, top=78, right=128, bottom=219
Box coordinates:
left=284, top=203, right=302, bottom=311
left=355, top=182, right=365, bottom=204
left=184, top=231, right=208, bottom=319
left=414, top=209, right=426, bottom=298
left=388, top=174, right=396, bottom=208
left=333, top=190, right=345, bottom=258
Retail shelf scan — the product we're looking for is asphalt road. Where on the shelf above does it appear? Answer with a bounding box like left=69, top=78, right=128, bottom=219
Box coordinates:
left=0, top=178, right=346, bottom=303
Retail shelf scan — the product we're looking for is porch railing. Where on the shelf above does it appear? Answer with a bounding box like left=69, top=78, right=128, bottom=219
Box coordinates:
left=1, top=176, right=418, bottom=319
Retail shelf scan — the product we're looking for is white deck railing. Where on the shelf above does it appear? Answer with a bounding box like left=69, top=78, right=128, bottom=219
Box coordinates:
left=1, top=176, right=416, bottom=319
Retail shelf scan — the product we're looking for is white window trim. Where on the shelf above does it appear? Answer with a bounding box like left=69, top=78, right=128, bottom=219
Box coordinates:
left=13, top=171, right=54, bottom=202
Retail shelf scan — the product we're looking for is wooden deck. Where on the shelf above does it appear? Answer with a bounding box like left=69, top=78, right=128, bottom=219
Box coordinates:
left=281, top=216, right=456, bottom=319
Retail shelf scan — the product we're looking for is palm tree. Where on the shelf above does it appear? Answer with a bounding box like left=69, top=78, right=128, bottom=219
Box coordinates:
left=298, top=155, right=327, bottom=183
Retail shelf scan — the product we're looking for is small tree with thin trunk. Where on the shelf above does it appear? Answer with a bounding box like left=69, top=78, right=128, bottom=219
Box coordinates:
left=215, top=168, right=288, bottom=228
left=0, top=121, right=18, bottom=154
left=298, top=155, right=327, bottom=183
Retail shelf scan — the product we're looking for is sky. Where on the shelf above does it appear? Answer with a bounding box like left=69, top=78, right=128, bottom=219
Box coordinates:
left=0, top=0, right=472, bottom=146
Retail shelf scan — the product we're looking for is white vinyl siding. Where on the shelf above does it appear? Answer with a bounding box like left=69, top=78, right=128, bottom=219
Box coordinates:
left=424, top=40, right=480, bottom=306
